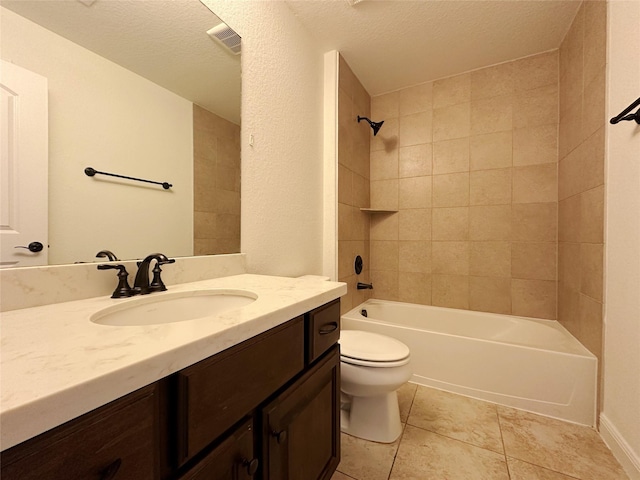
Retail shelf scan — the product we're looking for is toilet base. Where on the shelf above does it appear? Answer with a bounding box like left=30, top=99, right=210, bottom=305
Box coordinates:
left=340, top=391, right=402, bottom=443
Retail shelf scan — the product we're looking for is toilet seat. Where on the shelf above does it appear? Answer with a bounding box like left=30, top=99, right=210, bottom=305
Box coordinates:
left=339, top=330, right=410, bottom=368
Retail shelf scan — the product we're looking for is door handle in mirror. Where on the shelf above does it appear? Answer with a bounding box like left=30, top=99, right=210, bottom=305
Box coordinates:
left=15, top=241, right=44, bottom=253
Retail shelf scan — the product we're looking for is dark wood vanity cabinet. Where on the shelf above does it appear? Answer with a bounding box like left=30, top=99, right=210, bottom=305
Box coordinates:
left=0, top=298, right=341, bottom=480
left=0, top=383, right=159, bottom=480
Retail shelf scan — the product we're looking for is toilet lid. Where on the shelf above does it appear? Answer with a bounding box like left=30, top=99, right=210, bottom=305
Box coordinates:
left=339, top=330, right=410, bottom=363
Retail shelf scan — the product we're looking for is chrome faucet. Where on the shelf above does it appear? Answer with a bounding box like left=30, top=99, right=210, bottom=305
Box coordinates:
left=133, top=253, right=175, bottom=295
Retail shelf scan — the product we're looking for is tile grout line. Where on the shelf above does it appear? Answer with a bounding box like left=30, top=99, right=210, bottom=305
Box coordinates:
left=496, top=405, right=512, bottom=479
left=386, top=385, right=419, bottom=480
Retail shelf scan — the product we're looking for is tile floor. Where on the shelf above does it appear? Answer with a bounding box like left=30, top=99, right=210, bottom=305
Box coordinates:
left=332, top=383, right=629, bottom=480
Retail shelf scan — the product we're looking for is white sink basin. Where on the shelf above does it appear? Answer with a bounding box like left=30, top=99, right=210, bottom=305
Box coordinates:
left=91, top=289, right=258, bottom=326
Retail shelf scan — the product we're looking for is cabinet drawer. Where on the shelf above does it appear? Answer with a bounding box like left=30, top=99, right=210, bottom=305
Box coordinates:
left=180, top=418, right=257, bottom=480
left=0, top=384, right=158, bottom=480
left=177, top=317, right=305, bottom=464
left=306, top=299, right=340, bottom=364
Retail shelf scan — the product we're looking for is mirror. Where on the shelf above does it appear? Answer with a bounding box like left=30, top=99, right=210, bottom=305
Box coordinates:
left=0, top=0, right=241, bottom=267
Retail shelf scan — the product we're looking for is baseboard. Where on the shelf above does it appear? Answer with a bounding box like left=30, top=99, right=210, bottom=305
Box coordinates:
left=600, top=413, right=640, bottom=480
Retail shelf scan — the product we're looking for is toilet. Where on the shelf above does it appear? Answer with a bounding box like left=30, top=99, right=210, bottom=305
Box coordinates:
left=339, top=330, right=412, bottom=443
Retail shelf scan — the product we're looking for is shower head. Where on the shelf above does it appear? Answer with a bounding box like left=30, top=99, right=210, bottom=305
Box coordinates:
left=357, top=116, right=384, bottom=136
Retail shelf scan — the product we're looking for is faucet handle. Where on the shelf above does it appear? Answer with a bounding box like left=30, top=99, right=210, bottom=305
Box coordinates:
left=148, top=257, right=175, bottom=293
left=97, top=264, right=135, bottom=298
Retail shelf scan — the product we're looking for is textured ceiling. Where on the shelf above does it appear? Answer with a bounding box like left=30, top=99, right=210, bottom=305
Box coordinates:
left=285, top=0, right=581, bottom=96
left=2, top=0, right=241, bottom=124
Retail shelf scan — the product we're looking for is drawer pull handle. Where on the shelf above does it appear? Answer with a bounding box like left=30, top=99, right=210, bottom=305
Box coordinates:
left=318, top=322, right=338, bottom=335
left=100, top=458, right=122, bottom=480
left=272, top=429, right=287, bottom=444
left=242, top=458, right=259, bottom=476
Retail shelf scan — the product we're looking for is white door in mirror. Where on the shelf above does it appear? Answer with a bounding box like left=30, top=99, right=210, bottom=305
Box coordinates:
left=0, top=61, right=48, bottom=267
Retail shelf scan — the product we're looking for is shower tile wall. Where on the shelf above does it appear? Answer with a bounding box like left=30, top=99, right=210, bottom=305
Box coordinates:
left=193, top=105, right=241, bottom=255
left=338, top=56, right=373, bottom=314
left=557, top=1, right=606, bottom=407
left=369, top=51, right=560, bottom=319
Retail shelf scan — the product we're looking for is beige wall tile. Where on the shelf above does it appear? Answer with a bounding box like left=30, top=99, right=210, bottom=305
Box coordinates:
left=399, top=144, right=433, bottom=178
left=512, top=164, right=558, bottom=204
left=433, top=73, right=471, bottom=108
left=371, top=240, right=399, bottom=271
left=582, top=69, right=606, bottom=142
left=558, top=101, right=582, bottom=159
left=432, top=274, right=470, bottom=309
left=432, top=207, right=469, bottom=241
left=558, top=283, right=581, bottom=338
left=432, top=241, right=469, bottom=275
left=580, top=185, right=604, bottom=243
left=400, top=111, right=433, bottom=147
left=370, top=212, right=399, bottom=240
left=194, top=211, right=217, bottom=239
left=469, top=205, right=511, bottom=241
left=583, top=1, right=607, bottom=86
left=580, top=243, right=604, bottom=301
left=353, top=207, right=370, bottom=240
left=433, top=172, right=470, bottom=207
left=338, top=202, right=353, bottom=241
left=399, top=241, right=431, bottom=273
left=470, top=131, right=513, bottom=171
left=579, top=127, right=605, bottom=192
left=470, top=276, right=512, bottom=314
left=371, top=179, right=399, bottom=209
left=370, top=270, right=399, bottom=301
left=513, top=85, right=559, bottom=129
left=558, top=147, right=582, bottom=200
left=559, top=241, right=581, bottom=291
left=559, top=5, right=584, bottom=113
left=470, top=168, right=512, bottom=206
left=399, top=176, right=432, bottom=209
left=353, top=173, right=370, bottom=208
left=470, top=241, right=511, bottom=277
left=471, top=62, right=514, bottom=100
left=433, top=138, right=470, bottom=174
left=399, top=209, right=432, bottom=241
left=512, top=279, right=557, bottom=319
left=470, top=95, right=513, bottom=136
left=338, top=164, right=353, bottom=206
left=513, top=124, right=558, bottom=167
left=400, top=82, right=433, bottom=116
left=371, top=148, right=399, bottom=181
left=433, top=103, right=471, bottom=141
left=512, top=203, right=557, bottom=242
left=194, top=239, right=216, bottom=256
left=399, top=272, right=431, bottom=305
left=372, top=91, right=399, bottom=119
left=558, top=195, right=581, bottom=243
left=512, top=242, right=557, bottom=281
left=512, top=50, right=559, bottom=92
left=579, top=293, right=604, bottom=358
left=338, top=240, right=366, bottom=280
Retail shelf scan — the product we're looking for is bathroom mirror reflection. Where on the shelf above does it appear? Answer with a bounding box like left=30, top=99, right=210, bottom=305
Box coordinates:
left=0, top=0, right=241, bottom=267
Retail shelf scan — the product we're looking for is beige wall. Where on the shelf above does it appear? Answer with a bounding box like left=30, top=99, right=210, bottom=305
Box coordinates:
left=368, top=51, right=560, bottom=318
left=557, top=1, right=607, bottom=405
left=193, top=105, right=241, bottom=255
left=337, top=56, right=372, bottom=313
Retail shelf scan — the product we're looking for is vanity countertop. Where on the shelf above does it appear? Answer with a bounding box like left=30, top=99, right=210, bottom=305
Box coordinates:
left=0, top=273, right=346, bottom=451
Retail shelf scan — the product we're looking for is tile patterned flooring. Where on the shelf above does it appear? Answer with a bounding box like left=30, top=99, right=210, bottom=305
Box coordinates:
left=331, top=384, right=629, bottom=480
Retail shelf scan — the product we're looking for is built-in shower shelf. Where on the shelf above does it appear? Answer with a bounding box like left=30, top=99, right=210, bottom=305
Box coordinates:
left=360, top=208, right=398, bottom=213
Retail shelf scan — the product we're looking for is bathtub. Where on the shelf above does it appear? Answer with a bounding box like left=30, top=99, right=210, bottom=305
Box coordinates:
left=341, top=299, right=597, bottom=426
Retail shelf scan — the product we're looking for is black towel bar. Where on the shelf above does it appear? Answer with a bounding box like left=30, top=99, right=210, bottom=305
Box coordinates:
left=84, top=167, right=172, bottom=189
left=610, top=97, right=640, bottom=125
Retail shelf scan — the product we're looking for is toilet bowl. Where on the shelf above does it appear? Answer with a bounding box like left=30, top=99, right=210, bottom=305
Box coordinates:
left=339, top=330, right=412, bottom=443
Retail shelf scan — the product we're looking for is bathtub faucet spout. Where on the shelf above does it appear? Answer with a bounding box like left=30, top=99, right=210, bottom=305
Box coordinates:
left=357, top=282, right=373, bottom=290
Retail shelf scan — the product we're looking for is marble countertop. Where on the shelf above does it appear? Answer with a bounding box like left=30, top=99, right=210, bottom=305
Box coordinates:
left=0, top=274, right=346, bottom=451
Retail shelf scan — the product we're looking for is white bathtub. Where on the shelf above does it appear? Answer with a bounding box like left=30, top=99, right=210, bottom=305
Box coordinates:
left=341, top=299, right=597, bottom=426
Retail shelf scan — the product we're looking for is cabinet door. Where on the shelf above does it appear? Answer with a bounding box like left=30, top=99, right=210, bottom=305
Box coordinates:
left=262, top=346, right=340, bottom=480
left=0, top=384, right=158, bottom=480
left=180, top=418, right=258, bottom=480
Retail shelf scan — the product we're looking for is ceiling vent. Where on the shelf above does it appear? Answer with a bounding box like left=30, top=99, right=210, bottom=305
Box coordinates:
left=207, top=23, right=241, bottom=56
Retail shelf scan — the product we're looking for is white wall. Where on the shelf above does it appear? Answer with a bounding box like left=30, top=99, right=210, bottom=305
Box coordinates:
left=203, top=1, right=326, bottom=277
left=602, top=1, right=640, bottom=478
left=1, top=8, right=194, bottom=265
